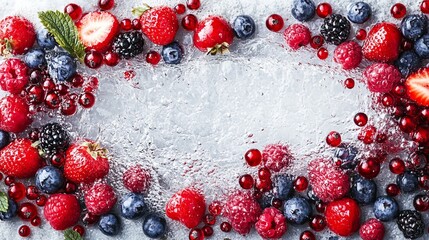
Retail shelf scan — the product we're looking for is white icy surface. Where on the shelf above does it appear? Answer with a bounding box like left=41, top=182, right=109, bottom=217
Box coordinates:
left=0, top=0, right=427, bottom=239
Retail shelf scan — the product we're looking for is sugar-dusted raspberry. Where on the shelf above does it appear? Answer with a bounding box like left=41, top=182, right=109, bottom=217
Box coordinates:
left=334, top=41, right=362, bottom=70
left=84, top=183, right=117, bottom=215
left=123, top=165, right=151, bottom=193
left=255, top=207, right=287, bottom=239
left=364, top=63, right=401, bottom=93
left=360, top=218, right=385, bottom=240
left=0, top=58, right=29, bottom=94
left=262, top=143, right=293, bottom=172
left=283, top=24, right=311, bottom=50
left=222, top=191, right=262, bottom=235
left=307, top=158, right=350, bottom=202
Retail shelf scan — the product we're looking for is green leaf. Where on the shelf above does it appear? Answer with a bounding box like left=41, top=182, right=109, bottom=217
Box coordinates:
left=64, top=229, right=83, bottom=240
left=0, top=192, right=8, bottom=213
left=38, top=11, right=85, bottom=62
left=131, top=4, right=151, bottom=17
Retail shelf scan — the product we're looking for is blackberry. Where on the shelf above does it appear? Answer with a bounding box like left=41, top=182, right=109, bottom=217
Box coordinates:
left=397, top=210, right=425, bottom=239
left=39, top=123, right=70, bottom=156
left=320, top=14, right=351, bottom=45
left=112, top=31, right=144, bottom=59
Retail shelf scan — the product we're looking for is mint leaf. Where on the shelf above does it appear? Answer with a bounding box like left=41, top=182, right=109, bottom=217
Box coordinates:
left=0, top=192, right=8, bottom=213
left=64, top=229, right=83, bottom=240
left=38, top=11, right=85, bottom=62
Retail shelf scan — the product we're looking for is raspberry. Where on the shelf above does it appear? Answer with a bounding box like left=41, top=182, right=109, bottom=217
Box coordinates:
left=325, top=198, right=360, bottom=236
left=0, top=58, right=29, bottom=94
left=307, top=158, right=350, bottom=202
left=255, top=207, right=287, bottom=239
left=44, top=194, right=81, bottom=230
left=165, top=188, right=206, bottom=228
left=360, top=218, right=385, bottom=240
left=0, top=95, right=32, bottom=133
left=122, top=165, right=151, bottom=193
left=364, top=63, right=401, bottom=93
left=262, top=143, right=293, bottom=172
left=283, top=24, right=311, bottom=50
left=222, top=191, right=262, bottom=235
left=84, top=183, right=117, bottom=215
left=333, top=41, right=362, bottom=70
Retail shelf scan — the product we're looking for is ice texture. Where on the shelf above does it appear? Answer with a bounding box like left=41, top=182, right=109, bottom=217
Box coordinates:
left=0, top=0, right=427, bottom=239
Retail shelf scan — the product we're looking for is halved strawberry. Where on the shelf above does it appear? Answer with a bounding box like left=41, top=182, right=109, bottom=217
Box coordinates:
left=76, top=11, right=119, bottom=52
left=405, top=67, right=429, bottom=107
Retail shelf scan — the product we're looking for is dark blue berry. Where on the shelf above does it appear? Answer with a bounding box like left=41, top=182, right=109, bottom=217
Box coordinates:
left=272, top=174, right=294, bottom=200
left=98, top=213, right=121, bottom=236
left=291, top=0, right=316, bottom=22
left=351, top=176, right=377, bottom=205
left=0, top=130, right=10, bottom=150
left=307, top=189, right=320, bottom=202
left=46, top=51, right=77, bottom=82
left=373, top=196, right=399, bottom=222
left=283, top=197, right=312, bottom=225
left=37, top=29, right=57, bottom=50
left=0, top=199, right=17, bottom=221
left=35, top=166, right=65, bottom=194
left=233, top=15, right=256, bottom=40
left=334, top=143, right=358, bottom=170
left=347, top=2, right=372, bottom=24
left=24, top=49, right=46, bottom=69
left=120, top=193, right=147, bottom=220
left=143, top=214, right=167, bottom=239
left=401, top=14, right=428, bottom=41
left=414, top=34, right=429, bottom=59
left=162, top=42, right=183, bottom=64
left=258, top=192, right=274, bottom=209
left=396, top=171, right=419, bottom=193
left=395, top=51, right=421, bottom=77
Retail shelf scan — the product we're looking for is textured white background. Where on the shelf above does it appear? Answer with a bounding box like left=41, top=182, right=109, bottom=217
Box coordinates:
left=0, top=0, right=427, bottom=239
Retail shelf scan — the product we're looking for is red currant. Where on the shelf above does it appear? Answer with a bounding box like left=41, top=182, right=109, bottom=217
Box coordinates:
left=316, top=3, right=332, bottom=18
left=220, top=222, right=232, bottom=232
left=29, top=70, right=43, bottom=84
left=419, top=175, right=429, bottom=190
left=56, top=84, right=69, bottom=96
left=120, top=19, right=132, bottom=31
left=64, top=3, right=82, bottom=21
left=132, top=18, right=141, bottom=30
left=386, top=183, right=400, bottom=197
left=391, top=3, right=406, bottom=19
left=31, top=216, right=41, bottom=227
left=182, top=14, right=198, bottom=31
left=399, top=116, right=417, bottom=133
left=316, top=202, right=326, bottom=213
left=42, top=79, right=56, bottom=91
left=300, top=230, right=316, bottom=240
left=354, top=112, right=368, bottom=127
left=98, top=0, right=115, bottom=10
left=420, top=108, right=429, bottom=122
left=317, top=48, right=328, bottom=60
left=266, top=14, right=284, bottom=32
left=402, top=40, right=414, bottom=51
left=258, top=167, right=271, bottom=181
left=18, top=202, right=38, bottom=221
left=79, top=92, right=96, bottom=108
left=29, top=129, right=40, bottom=141
left=146, top=51, right=161, bottom=65
left=84, top=50, right=103, bottom=69
left=413, top=127, right=429, bottom=144
left=382, top=93, right=395, bottom=107
left=272, top=198, right=283, bottom=209
left=186, top=0, right=201, bottom=10
left=60, top=97, right=78, bottom=116
left=71, top=74, right=84, bottom=88
left=239, top=174, right=254, bottom=189
left=244, top=149, right=262, bottom=166
left=310, top=36, right=324, bottom=49
left=356, top=29, right=367, bottom=40
left=389, top=158, right=405, bottom=174
left=294, top=176, right=308, bottom=192
left=83, top=76, right=99, bottom=93
left=45, top=92, right=61, bottom=109
left=8, top=182, right=26, bottom=201
left=422, top=0, right=429, bottom=14
left=358, top=158, right=380, bottom=179
left=73, top=225, right=85, bottom=236
left=104, top=51, right=120, bottom=67
left=208, top=201, right=222, bottom=216
left=26, top=85, right=44, bottom=104
left=18, top=225, right=31, bottom=237
left=202, top=226, right=213, bottom=237
left=175, top=4, right=186, bottom=14
left=326, top=131, right=341, bottom=147
left=36, top=195, right=47, bottom=206
left=65, top=182, right=77, bottom=194
left=358, top=125, right=376, bottom=144
left=413, top=194, right=429, bottom=212
left=344, top=78, right=355, bottom=89
left=203, top=214, right=216, bottom=225
left=189, top=228, right=204, bottom=240
left=255, top=178, right=272, bottom=192
left=5, top=176, right=15, bottom=186
left=82, top=212, right=100, bottom=225
left=26, top=186, right=39, bottom=200
left=310, top=215, right=326, bottom=232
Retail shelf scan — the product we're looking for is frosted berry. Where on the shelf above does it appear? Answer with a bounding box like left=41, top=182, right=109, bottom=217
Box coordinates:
left=208, top=201, right=222, bottom=216
left=364, top=63, right=401, bottom=93
left=391, top=3, right=406, bottom=19
left=203, top=214, right=216, bottom=225
left=334, top=41, right=362, bottom=70
left=360, top=218, right=385, bottom=240
left=239, top=174, right=254, bottom=189
left=123, top=165, right=151, bottom=193
left=266, top=14, right=284, bottom=32
left=84, top=183, right=117, bottom=215
left=283, top=24, right=311, bottom=50
left=316, top=3, right=332, bottom=18
left=189, top=228, right=203, bottom=240
left=255, top=207, right=287, bottom=239
left=18, top=202, right=38, bottom=221
left=64, top=3, right=82, bottom=21
left=262, top=144, right=293, bottom=172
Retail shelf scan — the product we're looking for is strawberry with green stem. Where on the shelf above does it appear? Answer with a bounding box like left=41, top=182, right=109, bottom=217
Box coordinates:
left=193, top=16, right=235, bottom=55
left=0, top=16, right=36, bottom=55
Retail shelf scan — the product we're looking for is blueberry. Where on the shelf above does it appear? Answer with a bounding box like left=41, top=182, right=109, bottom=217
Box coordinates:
left=233, top=15, right=256, bottom=40
left=143, top=214, right=167, bottom=239
left=272, top=174, right=294, bottom=200
left=35, top=166, right=65, bottom=194
left=396, top=171, right=419, bottom=193
left=351, top=176, right=377, bottom=204
left=283, top=197, right=312, bottom=224
left=258, top=192, right=274, bottom=209
left=162, top=42, right=183, bottom=64
left=120, top=193, right=147, bottom=220
left=0, top=130, right=10, bottom=150
left=37, top=29, right=57, bottom=50
left=291, top=0, right=316, bottom=22
left=401, top=14, right=428, bottom=41
left=414, top=34, right=429, bottom=59
left=334, top=143, right=359, bottom=170
left=24, top=48, right=46, bottom=69
left=0, top=199, right=17, bottom=221
left=307, top=189, right=320, bottom=202
left=98, top=213, right=121, bottom=236
left=347, top=2, right=372, bottom=24
left=46, top=51, right=77, bottom=82
left=373, top=196, right=399, bottom=222
left=395, top=51, right=421, bottom=77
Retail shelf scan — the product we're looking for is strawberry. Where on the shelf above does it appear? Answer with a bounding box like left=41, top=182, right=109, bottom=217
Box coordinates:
left=0, top=95, right=32, bottom=133
left=0, top=16, right=36, bottom=55
left=44, top=194, right=81, bottom=230
left=136, top=5, right=178, bottom=45
left=405, top=67, right=429, bottom=107
left=165, top=188, right=206, bottom=228
left=362, top=23, right=401, bottom=62
left=77, top=11, right=120, bottom=51
left=0, top=139, right=42, bottom=178
left=64, top=140, right=109, bottom=183
left=325, top=198, right=361, bottom=237
left=193, top=16, right=234, bottom=54
left=84, top=183, right=117, bottom=216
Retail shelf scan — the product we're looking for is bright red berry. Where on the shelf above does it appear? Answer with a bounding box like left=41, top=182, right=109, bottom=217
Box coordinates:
left=202, top=226, right=213, bottom=237
left=310, top=35, right=324, bottom=49
left=294, top=176, right=309, bottom=192
left=310, top=215, right=326, bottom=232
left=18, top=225, right=31, bottom=237
left=389, top=158, right=405, bottom=174
left=189, top=228, right=204, bottom=240
left=283, top=24, right=311, bottom=50
left=18, top=202, right=38, bottom=221
left=122, top=165, right=151, bottom=193
left=316, top=3, right=332, bottom=18
left=44, top=194, right=81, bottom=230
left=220, top=222, right=232, bottom=232
left=300, top=231, right=315, bottom=240
left=239, top=174, right=254, bottom=189
left=317, top=48, right=329, bottom=59
left=45, top=92, right=61, bottom=109
left=266, top=14, right=284, bottom=32
left=31, top=216, right=41, bottom=227
left=363, top=63, right=401, bottom=93
left=326, top=198, right=360, bottom=236
left=104, top=51, right=120, bottom=67
left=245, top=149, right=262, bottom=167
left=8, top=182, right=26, bottom=201
left=73, top=225, right=85, bottom=236
left=175, top=4, right=186, bottom=14
left=182, top=14, right=198, bottom=31
left=139, top=6, right=179, bottom=46
left=84, top=50, right=103, bottom=69
left=422, top=1, right=429, bottom=13
left=132, top=18, right=141, bottom=30
left=203, top=214, right=216, bottom=225
left=0, top=95, right=32, bottom=133
left=334, top=41, right=362, bottom=70
left=262, top=143, right=293, bottom=172
left=356, top=29, right=367, bottom=40
left=0, top=16, right=36, bottom=55
left=36, top=195, right=47, bottom=206
left=0, top=139, right=42, bottom=178
left=223, top=191, right=261, bottom=235
left=193, top=16, right=234, bottom=54
left=78, top=92, right=96, bottom=108
left=120, top=19, right=132, bottom=31
left=84, top=183, right=117, bottom=215
left=99, top=0, right=115, bottom=11
left=255, top=207, right=287, bottom=239
left=363, top=23, right=401, bottom=62
left=354, top=112, right=368, bottom=127
left=26, top=185, right=39, bottom=200
left=165, top=188, right=206, bottom=229
left=360, top=218, right=385, bottom=240
left=344, top=78, right=355, bottom=89
left=64, top=4, right=83, bottom=21
left=386, top=183, right=400, bottom=196
left=60, top=97, right=77, bottom=116
left=0, top=58, right=29, bottom=94
left=146, top=51, right=161, bottom=65
left=208, top=201, right=222, bottom=216
left=186, top=0, right=201, bottom=10
left=358, top=158, right=381, bottom=179
left=82, top=212, right=100, bottom=225
left=391, top=3, right=406, bottom=19
left=258, top=167, right=271, bottom=181
left=413, top=194, right=429, bottom=212
left=326, top=131, right=342, bottom=147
